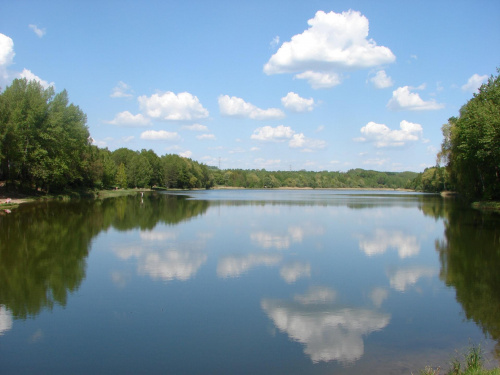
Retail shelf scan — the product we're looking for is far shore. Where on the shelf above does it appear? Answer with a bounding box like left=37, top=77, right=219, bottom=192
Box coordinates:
left=2, top=186, right=499, bottom=213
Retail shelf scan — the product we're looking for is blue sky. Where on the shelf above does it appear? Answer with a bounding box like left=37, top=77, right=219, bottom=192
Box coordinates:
left=1, top=0, right=499, bottom=172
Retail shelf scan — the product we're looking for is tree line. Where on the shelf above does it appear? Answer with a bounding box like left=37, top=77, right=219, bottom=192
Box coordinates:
left=411, top=68, right=499, bottom=201
left=0, top=78, right=421, bottom=193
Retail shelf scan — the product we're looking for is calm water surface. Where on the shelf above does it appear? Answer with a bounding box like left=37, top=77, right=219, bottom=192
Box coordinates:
left=1, top=190, right=499, bottom=374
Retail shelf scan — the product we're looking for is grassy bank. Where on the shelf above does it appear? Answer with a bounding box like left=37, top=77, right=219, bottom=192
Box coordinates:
left=0, top=187, right=149, bottom=212
left=417, top=346, right=500, bottom=375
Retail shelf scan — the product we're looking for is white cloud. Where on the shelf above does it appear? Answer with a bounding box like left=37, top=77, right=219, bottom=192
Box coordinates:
left=264, top=10, right=395, bottom=88
left=105, top=111, right=151, bottom=127
left=140, top=130, right=180, bottom=141
left=355, top=120, right=423, bottom=147
left=0, top=34, right=15, bottom=71
left=270, top=35, right=280, bottom=49
left=369, top=70, right=393, bottom=89
left=29, top=24, right=46, bottom=38
left=218, top=95, right=284, bottom=120
left=387, top=86, right=444, bottom=111
left=111, top=81, right=133, bottom=98
left=0, top=34, right=54, bottom=89
left=261, top=299, right=390, bottom=363
left=280, top=261, right=311, bottom=283
left=196, top=133, right=216, bottom=140
left=281, top=92, right=315, bottom=112
left=19, top=68, right=54, bottom=89
left=295, top=71, right=341, bottom=89
left=181, top=123, right=208, bottom=132
left=251, top=125, right=295, bottom=142
left=251, top=125, right=326, bottom=151
left=289, top=133, right=326, bottom=150
left=461, top=73, right=488, bottom=93
left=138, top=91, right=209, bottom=121
left=179, top=150, right=192, bottom=158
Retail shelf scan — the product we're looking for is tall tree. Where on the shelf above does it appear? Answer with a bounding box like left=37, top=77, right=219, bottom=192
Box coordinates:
left=441, top=69, right=500, bottom=200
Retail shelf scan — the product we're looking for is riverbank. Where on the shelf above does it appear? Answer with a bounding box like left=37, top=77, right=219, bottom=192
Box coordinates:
left=0, top=188, right=150, bottom=212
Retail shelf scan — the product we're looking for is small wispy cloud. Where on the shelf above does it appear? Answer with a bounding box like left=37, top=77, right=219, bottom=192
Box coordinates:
left=29, top=24, right=46, bottom=38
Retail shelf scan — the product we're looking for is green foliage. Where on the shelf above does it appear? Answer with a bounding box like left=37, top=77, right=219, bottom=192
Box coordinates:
left=441, top=69, right=500, bottom=200
left=0, top=79, right=90, bottom=192
left=115, top=163, right=127, bottom=188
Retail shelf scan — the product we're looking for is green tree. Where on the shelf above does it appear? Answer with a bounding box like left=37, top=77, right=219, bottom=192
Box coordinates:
left=0, top=79, right=90, bottom=192
left=116, top=163, right=127, bottom=188
left=442, top=69, right=500, bottom=200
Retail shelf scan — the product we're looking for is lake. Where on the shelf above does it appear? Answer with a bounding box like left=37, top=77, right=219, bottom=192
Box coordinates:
left=1, top=189, right=499, bottom=374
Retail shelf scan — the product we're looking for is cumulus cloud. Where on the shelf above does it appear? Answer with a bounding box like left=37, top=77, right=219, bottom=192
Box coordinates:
left=281, top=92, right=315, bottom=112
left=196, top=133, right=216, bottom=140
left=140, top=130, right=180, bottom=141
left=461, top=73, right=488, bottom=93
left=138, top=91, right=209, bottom=121
left=355, top=120, right=423, bottom=147
left=19, top=68, right=54, bottom=89
left=264, top=10, right=395, bottom=88
left=251, top=125, right=295, bottom=142
left=218, top=95, right=284, bottom=120
left=251, top=125, right=326, bottom=150
left=289, top=133, right=326, bottom=150
left=387, top=86, right=444, bottom=111
left=261, top=299, right=390, bottom=363
left=0, top=34, right=15, bottom=75
left=111, top=81, right=133, bottom=98
left=295, top=71, right=341, bottom=89
left=28, top=24, right=46, bottom=38
left=181, top=123, right=208, bottom=132
left=105, top=111, right=151, bottom=127
left=369, top=70, right=393, bottom=88
left=1, top=33, right=54, bottom=89
left=179, top=150, right=192, bottom=158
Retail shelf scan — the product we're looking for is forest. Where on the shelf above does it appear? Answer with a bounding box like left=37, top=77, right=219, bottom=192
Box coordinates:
left=1, top=71, right=498, bottom=199
left=409, top=69, right=500, bottom=200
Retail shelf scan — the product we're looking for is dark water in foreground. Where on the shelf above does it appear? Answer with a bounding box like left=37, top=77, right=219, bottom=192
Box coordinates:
left=0, top=190, right=499, bottom=374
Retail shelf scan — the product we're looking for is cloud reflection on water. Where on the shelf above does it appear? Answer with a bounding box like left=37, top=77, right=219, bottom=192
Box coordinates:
left=217, top=253, right=282, bottom=278
left=261, top=292, right=390, bottom=363
left=0, top=305, right=13, bottom=335
left=280, top=262, right=311, bottom=283
left=358, top=229, right=419, bottom=258
left=388, top=266, right=438, bottom=292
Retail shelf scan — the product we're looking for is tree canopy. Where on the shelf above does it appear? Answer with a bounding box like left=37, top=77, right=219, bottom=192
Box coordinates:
left=443, top=69, right=500, bottom=200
